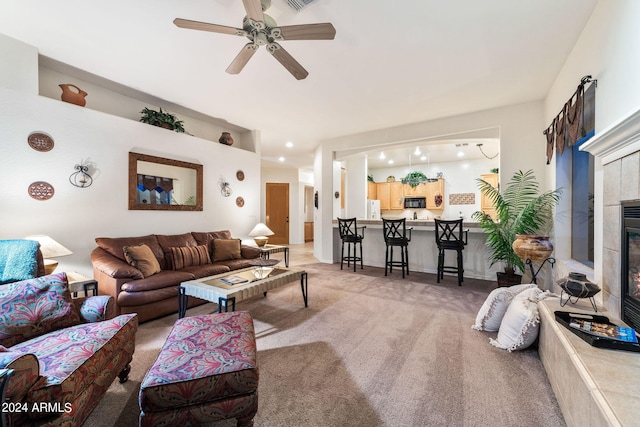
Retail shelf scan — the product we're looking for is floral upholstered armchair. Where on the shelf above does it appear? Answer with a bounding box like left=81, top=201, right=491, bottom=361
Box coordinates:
left=0, top=272, right=138, bottom=426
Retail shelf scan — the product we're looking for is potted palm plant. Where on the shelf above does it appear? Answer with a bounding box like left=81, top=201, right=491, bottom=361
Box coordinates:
left=472, top=169, right=562, bottom=286
left=139, top=107, right=185, bottom=133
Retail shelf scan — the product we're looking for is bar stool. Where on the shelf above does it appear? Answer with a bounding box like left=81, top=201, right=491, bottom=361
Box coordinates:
left=337, top=217, right=366, bottom=271
left=382, top=218, right=412, bottom=278
left=435, top=219, right=468, bottom=286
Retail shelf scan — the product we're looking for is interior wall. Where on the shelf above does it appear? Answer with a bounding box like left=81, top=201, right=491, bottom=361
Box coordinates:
left=0, top=35, right=261, bottom=277
left=316, top=101, right=546, bottom=263
left=261, top=167, right=302, bottom=244
left=543, top=0, right=640, bottom=293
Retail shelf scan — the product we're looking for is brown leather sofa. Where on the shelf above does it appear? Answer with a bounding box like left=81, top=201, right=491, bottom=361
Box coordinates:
left=91, top=231, right=261, bottom=323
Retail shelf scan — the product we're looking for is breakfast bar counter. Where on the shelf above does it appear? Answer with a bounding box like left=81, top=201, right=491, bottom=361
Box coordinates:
left=333, top=219, right=500, bottom=281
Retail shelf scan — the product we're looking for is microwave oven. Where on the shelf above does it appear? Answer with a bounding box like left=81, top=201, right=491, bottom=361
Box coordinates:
left=404, top=197, right=426, bottom=208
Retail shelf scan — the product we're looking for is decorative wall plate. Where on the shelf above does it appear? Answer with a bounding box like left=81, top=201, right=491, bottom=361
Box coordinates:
left=28, top=181, right=55, bottom=200
left=236, top=170, right=245, bottom=181
left=236, top=196, right=245, bottom=207
left=27, top=132, right=54, bottom=152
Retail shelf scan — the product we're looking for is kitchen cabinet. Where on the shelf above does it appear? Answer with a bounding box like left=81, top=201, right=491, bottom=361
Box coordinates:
left=426, top=178, right=445, bottom=210
left=480, top=173, right=499, bottom=220
left=376, top=182, right=404, bottom=210
left=403, top=183, right=427, bottom=197
left=368, top=181, right=377, bottom=200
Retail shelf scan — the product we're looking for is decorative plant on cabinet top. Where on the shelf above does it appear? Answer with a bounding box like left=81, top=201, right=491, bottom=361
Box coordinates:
left=402, top=171, right=430, bottom=188
left=139, top=107, right=185, bottom=133
left=472, top=169, right=562, bottom=283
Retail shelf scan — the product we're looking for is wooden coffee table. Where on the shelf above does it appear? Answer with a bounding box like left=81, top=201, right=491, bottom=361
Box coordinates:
left=178, top=266, right=308, bottom=317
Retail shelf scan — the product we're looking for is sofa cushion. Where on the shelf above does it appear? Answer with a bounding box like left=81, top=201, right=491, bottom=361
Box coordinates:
left=180, top=263, right=231, bottom=279
left=213, top=239, right=242, bottom=262
left=471, top=283, right=537, bottom=332
left=0, top=273, right=81, bottom=348
left=0, top=239, right=40, bottom=285
left=10, top=314, right=138, bottom=418
left=170, top=245, right=211, bottom=270
left=192, top=231, right=233, bottom=258
left=490, top=287, right=548, bottom=352
left=120, top=271, right=195, bottom=293
left=157, top=233, right=198, bottom=270
left=123, top=244, right=161, bottom=278
left=95, top=235, right=166, bottom=269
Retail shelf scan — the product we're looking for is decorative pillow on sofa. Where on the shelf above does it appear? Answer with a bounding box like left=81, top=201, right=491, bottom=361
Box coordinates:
left=489, top=287, right=550, bottom=352
left=0, top=272, right=81, bottom=348
left=471, top=283, right=537, bottom=332
left=170, top=245, right=211, bottom=270
left=213, top=239, right=242, bottom=262
left=123, top=244, right=162, bottom=277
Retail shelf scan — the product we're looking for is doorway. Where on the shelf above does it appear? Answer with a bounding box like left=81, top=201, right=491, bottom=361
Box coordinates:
left=266, top=183, right=289, bottom=244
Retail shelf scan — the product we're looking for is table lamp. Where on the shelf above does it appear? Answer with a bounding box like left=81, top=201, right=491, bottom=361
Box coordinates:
left=248, top=223, right=274, bottom=247
left=25, top=235, right=72, bottom=274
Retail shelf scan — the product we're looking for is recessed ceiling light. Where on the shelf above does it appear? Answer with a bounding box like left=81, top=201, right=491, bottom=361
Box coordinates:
left=420, top=155, right=427, bottom=161
left=379, top=152, right=385, bottom=160
left=414, top=147, right=421, bottom=155
left=457, top=151, right=464, bottom=157
left=279, top=156, right=285, bottom=162
left=285, top=141, right=293, bottom=148
left=388, top=159, right=394, bottom=164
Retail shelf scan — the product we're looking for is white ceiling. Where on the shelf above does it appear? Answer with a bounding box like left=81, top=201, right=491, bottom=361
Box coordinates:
left=0, top=0, right=598, bottom=169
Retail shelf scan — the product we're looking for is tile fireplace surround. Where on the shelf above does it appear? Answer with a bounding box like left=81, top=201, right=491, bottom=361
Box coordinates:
left=538, top=107, right=640, bottom=427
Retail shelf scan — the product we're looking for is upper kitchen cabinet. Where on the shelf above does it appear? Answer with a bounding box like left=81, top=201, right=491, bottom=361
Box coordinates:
left=376, top=181, right=404, bottom=210
left=403, top=183, right=427, bottom=197
left=480, top=173, right=499, bottom=220
left=425, top=178, right=445, bottom=210
left=368, top=181, right=377, bottom=199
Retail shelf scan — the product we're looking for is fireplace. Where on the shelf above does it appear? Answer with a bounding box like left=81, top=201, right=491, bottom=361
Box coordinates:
left=622, top=201, right=640, bottom=332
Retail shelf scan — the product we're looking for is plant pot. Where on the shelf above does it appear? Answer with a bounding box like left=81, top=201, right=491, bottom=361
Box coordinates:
left=496, top=271, right=523, bottom=287
left=512, top=234, right=554, bottom=263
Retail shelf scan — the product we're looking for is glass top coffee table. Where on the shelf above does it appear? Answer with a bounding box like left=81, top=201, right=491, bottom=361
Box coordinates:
left=178, top=266, right=308, bottom=317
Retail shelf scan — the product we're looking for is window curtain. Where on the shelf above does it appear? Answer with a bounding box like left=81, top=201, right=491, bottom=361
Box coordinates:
left=544, top=76, right=596, bottom=164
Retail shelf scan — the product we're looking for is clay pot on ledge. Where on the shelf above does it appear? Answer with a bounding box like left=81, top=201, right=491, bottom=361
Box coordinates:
left=219, top=132, right=234, bottom=146
left=59, top=84, right=88, bottom=107
left=512, top=234, right=554, bottom=263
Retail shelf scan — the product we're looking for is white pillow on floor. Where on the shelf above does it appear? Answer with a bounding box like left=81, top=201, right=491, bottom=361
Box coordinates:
left=472, top=283, right=537, bottom=332
left=490, top=287, right=551, bottom=352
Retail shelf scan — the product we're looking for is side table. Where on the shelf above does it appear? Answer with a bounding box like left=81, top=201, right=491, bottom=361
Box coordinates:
left=65, top=271, right=98, bottom=298
left=259, top=244, right=290, bottom=267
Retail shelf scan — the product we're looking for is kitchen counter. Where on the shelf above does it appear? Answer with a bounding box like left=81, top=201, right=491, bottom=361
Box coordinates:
left=333, top=219, right=498, bottom=280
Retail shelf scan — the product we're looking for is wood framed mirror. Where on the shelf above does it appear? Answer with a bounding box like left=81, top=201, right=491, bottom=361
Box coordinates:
left=128, top=152, right=203, bottom=211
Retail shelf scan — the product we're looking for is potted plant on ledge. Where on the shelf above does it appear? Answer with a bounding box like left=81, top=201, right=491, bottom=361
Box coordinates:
left=139, top=107, right=185, bottom=133
left=472, top=169, right=562, bottom=287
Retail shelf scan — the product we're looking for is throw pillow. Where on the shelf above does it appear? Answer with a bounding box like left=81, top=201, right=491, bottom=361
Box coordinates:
left=170, top=245, right=211, bottom=270
left=489, top=287, right=549, bottom=352
left=123, top=244, right=161, bottom=277
left=0, top=239, right=40, bottom=285
left=0, top=272, right=81, bottom=348
left=472, top=283, right=537, bottom=331
left=213, top=239, right=242, bottom=262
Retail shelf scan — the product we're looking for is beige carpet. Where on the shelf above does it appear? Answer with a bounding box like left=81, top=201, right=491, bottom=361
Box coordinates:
left=86, top=263, right=565, bottom=427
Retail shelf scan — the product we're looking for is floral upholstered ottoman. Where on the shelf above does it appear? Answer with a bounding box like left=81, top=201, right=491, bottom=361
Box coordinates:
left=138, top=311, right=258, bottom=427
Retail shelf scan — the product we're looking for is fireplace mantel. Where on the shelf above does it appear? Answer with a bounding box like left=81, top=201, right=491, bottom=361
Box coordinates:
left=581, top=105, right=640, bottom=164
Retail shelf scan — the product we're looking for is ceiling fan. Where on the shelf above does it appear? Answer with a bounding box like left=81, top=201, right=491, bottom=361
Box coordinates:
left=174, top=0, right=336, bottom=80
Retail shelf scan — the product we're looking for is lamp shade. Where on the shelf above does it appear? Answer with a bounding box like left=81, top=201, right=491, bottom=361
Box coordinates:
left=25, top=235, right=72, bottom=258
left=248, top=223, right=274, bottom=237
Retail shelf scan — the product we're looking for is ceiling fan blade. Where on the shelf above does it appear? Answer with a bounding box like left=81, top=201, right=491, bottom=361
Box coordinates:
left=226, top=43, right=259, bottom=74
left=242, top=0, right=264, bottom=23
left=275, top=23, right=336, bottom=40
left=267, top=42, right=308, bottom=80
left=174, top=18, right=246, bottom=36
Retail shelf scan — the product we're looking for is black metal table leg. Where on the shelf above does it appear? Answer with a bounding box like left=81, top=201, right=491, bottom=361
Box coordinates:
left=178, top=287, right=187, bottom=319
left=218, top=297, right=236, bottom=313
left=300, top=272, right=308, bottom=307
left=285, top=247, right=290, bottom=267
